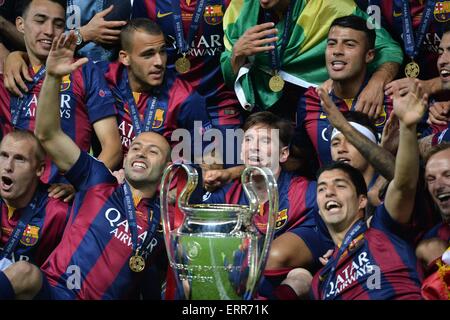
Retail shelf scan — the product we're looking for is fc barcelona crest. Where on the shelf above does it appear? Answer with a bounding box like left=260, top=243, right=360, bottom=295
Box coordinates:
left=275, top=209, right=288, bottom=230
left=20, top=225, right=40, bottom=247
left=60, top=74, right=71, bottom=92
left=152, top=109, right=164, bottom=129
left=204, top=5, right=223, bottom=25
left=434, top=1, right=450, bottom=22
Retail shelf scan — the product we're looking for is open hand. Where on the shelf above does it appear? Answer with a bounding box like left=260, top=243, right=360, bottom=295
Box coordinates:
left=392, top=79, right=428, bottom=127
left=45, top=31, right=89, bottom=77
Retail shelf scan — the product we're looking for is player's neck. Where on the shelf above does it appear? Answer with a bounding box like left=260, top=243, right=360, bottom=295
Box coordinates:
left=3, top=185, right=38, bottom=210
left=332, top=72, right=366, bottom=100
left=127, top=70, right=151, bottom=93
left=27, top=51, right=46, bottom=70
left=126, top=179, right=157, bottom=200
left=330, top=215, right=363, bottom=247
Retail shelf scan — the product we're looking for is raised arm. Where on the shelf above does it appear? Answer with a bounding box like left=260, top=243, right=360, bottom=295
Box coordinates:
left=34, top=32, right=88, bottom=172
left=384, top=80, right=428, bottom=224
left=317, top=86, right=395, bottom=181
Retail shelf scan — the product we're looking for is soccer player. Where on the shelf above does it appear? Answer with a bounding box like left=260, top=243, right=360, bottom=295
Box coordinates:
left=264, top=111, right=395, bottom=300
left=415, top=144, right=450, bottom=276
left=0, top=31, right=169, bottom=300
left=362, top=0, right=450, bottom=95
left=100, top=18, right=212, bottom=157
left=131, top=0, right=243, bottom=165
left=296, top=15, right=394, bottom=167
left=0, top=131, right=70, bottom=269
left=202, top=111, right=317, bottom=238
left=287, top=80, right=428, bottom=300
left=0, top=0, right=122, bottom=199
left=222, top=1, right=402, bottom=119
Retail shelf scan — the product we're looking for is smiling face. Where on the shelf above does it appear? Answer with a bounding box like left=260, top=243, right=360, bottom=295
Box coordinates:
left=16, top=0, right=66, bottom=66
left=326, top=26, right=374, bottom=82
left=0, top=135, right=45, bottom=208
left=317, top=169, right=367, bottom=234
left=425, top=148, right=450, bottom=222
left=438, top=32, right=450, bottom=90
left=331, top=133, right=369, bottom=173
left=123, top=132, right=170, bottom=189
left=119, top=29, right=167, bottom=92
left=240, top=124, right=289, bottom=176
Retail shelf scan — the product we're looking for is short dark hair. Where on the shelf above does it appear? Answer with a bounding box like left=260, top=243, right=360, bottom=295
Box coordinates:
left=317, top=161, right=368, bottom=197
left=1, top=130, right=46, bottom=163
left=424, top=142, right=450, bottom=168
left=120, top=18, right=164, bottom=52
left=242, top=111, right=294, bottom=148
left=342, top=111, right=379, bottom=142
left=329, top=15, right=376, bottom=50
left=19, top=0, right=67, bottom=17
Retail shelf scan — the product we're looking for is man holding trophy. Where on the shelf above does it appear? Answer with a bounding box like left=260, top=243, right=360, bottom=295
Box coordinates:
left=0, top=31, right=170, bottom=300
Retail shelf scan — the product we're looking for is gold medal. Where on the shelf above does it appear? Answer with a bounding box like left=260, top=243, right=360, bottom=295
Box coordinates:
left=405, top=61, right=420, bottom=78
left=269, top=74, right=285, bottom=92
left=175, top=56, right=191, bottom=74
left=129, top=251, right=145, bottom=273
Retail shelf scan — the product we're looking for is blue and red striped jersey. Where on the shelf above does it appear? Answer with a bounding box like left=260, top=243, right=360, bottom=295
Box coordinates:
left=296, top=86, right=393, bottom=166
left=311, top=204, right=422, bottom=300
left=202, top=170, right=317, bottom=237
left=367, top=0, right=447, bottom=80
left=423, top=222, right=450, bottom=243
left=101, top=61, right=212, bottom=156
left=0, top=184, right=70, bottom=267
left=0, top=63, right=117, bottom=184
left=131, top=0, right=243, bottom=131
left=40, top=152, right=164, bottom=299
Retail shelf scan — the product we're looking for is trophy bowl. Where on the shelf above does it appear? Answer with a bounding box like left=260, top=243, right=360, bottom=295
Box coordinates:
left=160, top=164, right=278, bottom=300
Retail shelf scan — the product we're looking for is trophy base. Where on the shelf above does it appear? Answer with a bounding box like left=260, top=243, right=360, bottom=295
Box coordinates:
left=170, top=233, right=259, bottom=300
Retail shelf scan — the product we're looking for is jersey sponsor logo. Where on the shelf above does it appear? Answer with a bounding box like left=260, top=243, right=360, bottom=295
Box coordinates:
left=152, top=108, right=165, bottom=129
left=105, top=208, right=159, bottom=254
left=60, top=74, right=71, bottom=92
left=20, top=225, right=40, bottom=247
left=169, top=34, right=224, bottom=57
left=324, top=251, right=378, bottom=299
left=157, top=10, right=173, bottom=19
left=275, top=209, right=288, bottom=230
left=204, top=5, right=223, bottom=25
left=434, top=1, right=450, bottom=22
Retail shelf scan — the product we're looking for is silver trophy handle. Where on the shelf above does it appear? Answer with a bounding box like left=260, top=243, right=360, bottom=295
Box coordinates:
left=241, top=166, right=278, bottom=299
left=160, top=163, right=198, bottom=269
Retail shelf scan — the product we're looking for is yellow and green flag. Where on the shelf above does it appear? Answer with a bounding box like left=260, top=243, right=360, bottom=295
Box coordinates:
left=221, top=0, right=403, bottom=110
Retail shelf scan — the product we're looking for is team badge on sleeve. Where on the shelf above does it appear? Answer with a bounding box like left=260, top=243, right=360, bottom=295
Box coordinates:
left=20, top=225, right=40, bottom=247
left=204, top=5, right=223, bottom=25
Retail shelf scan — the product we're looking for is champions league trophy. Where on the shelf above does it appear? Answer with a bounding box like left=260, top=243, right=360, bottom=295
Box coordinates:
left=160, top=164, right=278, bottom=300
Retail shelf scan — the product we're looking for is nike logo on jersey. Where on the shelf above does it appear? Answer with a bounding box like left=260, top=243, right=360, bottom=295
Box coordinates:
left=157, top=11, right=173, bottom=18
left=393, top=11, right=402, bottom=17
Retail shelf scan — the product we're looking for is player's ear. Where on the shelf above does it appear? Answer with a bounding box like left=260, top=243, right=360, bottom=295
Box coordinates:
left=16, top=16, right=25, bottom=34
left=119, top=50, right=130, bottom=66
left=365, top=48, right=375, bottom=64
